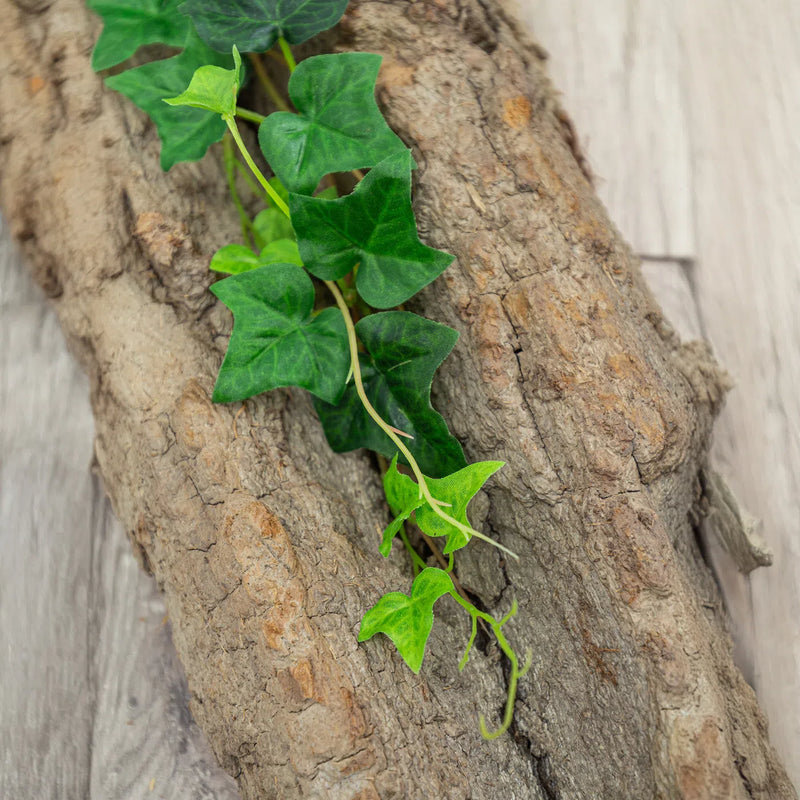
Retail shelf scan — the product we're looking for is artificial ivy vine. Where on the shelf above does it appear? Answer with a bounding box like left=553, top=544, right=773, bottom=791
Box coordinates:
left=89, top=0, right=530, bottom=738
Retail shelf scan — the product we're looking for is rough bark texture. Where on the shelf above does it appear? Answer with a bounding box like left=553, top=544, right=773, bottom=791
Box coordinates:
left=0, top=0, right=795, bottom=798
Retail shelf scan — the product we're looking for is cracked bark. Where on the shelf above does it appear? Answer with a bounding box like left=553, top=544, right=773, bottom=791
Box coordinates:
left=0, top=0, right=795, bottom=798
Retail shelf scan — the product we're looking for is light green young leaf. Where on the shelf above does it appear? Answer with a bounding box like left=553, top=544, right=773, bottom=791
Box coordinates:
left=89, top=0, right=191, bottom=71
left=259, top=239, right=302, bottom=266
left=210, top=263, right=349, bottom=404
left=251, top=183, right=333, bottom=250
left=258, top=53, right=408, bottom=195
left=210, top=239, right=302, bottom=274
left=179, top=0, right=349, bottom=54
left=379, top=496, right=424, bottom=557
left=358, top=568, right=454, bottom=673
left=104, top=32, right=233, bottom=170
left=209, top=243, right=261, bottom=274
left=382, top=456, right=504, bottom=555
left=253, top=207, right=295, bottom=249
left=164, top=45, right=242, bottom=118
left=251, top=177, right=294, bottom=248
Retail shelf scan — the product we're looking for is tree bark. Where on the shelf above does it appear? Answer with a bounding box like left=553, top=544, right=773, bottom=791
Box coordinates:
left=0, top=0, right=795, bottom=797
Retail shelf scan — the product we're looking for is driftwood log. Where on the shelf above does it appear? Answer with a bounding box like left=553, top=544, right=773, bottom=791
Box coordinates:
left=1, top=0, right=795, bottom=797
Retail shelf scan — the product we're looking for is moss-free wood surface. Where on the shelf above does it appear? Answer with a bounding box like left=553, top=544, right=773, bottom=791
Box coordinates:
left=1, top=0, right=797, bottom=796
left=520, top=0, right=800, bottom=784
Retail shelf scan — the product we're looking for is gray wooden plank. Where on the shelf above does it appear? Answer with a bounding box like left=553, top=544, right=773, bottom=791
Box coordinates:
left=639, top=257, right=703, bottom=341
left=0, top=214, right=240, bottom=800
left=516, top=0, right=695, bottom=258
left=678, top=0, right=800, bottom=782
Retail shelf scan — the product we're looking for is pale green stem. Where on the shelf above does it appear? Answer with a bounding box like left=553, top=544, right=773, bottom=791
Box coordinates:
left=236, top=106, right=266, bottom=125
left=324, top=280, right=517, bottom=560
left=459, top=614, right=478, bottom=671
left=233, top=161, right=263, bottom=198
left=222, top=133, right=254, bottom=246
left=279, top=37, right=297, bottom=72
left=448, top=593, right=532, bottom=739
left=247, top=53, right=291, bottom=112
left=398, top=525, right=426, bottom=575
left=224, top=116, right=289, bottom=217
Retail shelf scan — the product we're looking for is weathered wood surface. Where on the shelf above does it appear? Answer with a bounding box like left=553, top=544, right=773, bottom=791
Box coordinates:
left=0, top=0, right=797, bottom=796
left=520, top=0, right=800, bottom=785
left=0, top=217, right=240, bottom=798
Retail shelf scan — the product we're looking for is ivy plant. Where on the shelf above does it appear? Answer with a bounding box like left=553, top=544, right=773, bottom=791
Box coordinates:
left=89, top=0, right=530, bottom=739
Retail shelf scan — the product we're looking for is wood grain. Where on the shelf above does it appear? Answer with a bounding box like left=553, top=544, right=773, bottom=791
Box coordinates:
left=519, top=0, right=800, bottom=784
left=0, top=216, right=240, bottom=799
left=1, top=0, right=798, bottom=794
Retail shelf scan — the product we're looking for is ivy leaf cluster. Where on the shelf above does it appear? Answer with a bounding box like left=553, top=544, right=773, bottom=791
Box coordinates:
left=89, top=0, right=525, bottom=737
left=381, top=456, right=504, bottom=555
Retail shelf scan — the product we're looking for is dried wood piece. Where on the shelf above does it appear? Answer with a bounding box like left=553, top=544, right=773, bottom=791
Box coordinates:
left=0, top=0, right=795, bottom=797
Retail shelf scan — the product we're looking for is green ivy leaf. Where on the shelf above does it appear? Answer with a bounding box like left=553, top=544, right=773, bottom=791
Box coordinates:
left=382, top=456, right=504, bottom=555
left=209, top=243, right=261, bottom=274
left=105, top=32, right=233, bottom=170
left=290, top=151, right=453, bottom=308
left=314, top=311, right=467, bottom=478
left=379, top=496, right=424, bottom=557
left=259, top=238, right=302, bottom=266
left=164, top=45, right=242, bottom=118
left=258, top=53, right=408, bottom=195
left=253, top=207, right=294, bottom=249
left=89, top=0, right=191, bottom=71
left=210, top=239, right=302, bottom=274
left=179, top=0, right=349, bottom=53
left=211, top=263, right=349, bottom=404
left=358, top=568, right=454, bottom=673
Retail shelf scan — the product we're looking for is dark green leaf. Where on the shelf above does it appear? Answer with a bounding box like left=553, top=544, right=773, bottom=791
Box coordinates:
left=105, top=32, right=233, bottom=170
left=211, top=263, right=349, bottom=404
left=382, top=456, right=504, bottom=554
left=314, top=311, right=467, bottom=478
left=179, top=0, right=349, bottom=53
left=164, top=45, right=242, bottom=118
left=259, top=53, right=408, bottom=195
left=89, top=0, right=190, bottom=71
left=290, top=151, right=453, bottom=307
left=358, top=568, right=454, bottom=673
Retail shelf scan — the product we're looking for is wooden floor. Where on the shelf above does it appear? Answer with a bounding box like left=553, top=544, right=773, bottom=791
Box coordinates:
left=2, top=1, right=798, bottom=795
